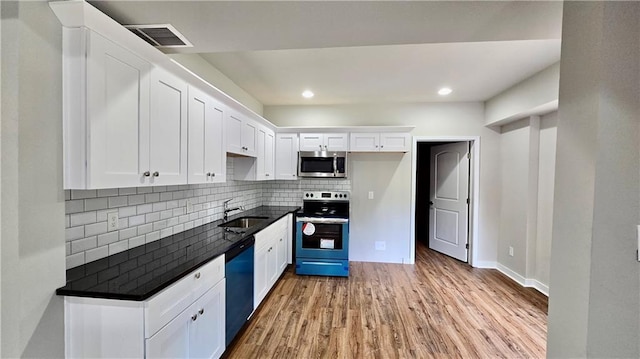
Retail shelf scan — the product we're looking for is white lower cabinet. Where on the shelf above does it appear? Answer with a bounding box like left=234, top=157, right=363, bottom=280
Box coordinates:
left=64, top=255, right=225, bottom=359
left=254, top=214, right=291, bottom=309
left=146, top=279, right=225, bottom=359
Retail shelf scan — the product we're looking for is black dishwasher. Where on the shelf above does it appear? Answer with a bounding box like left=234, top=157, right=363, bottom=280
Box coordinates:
left=225, top=236, right=254, bottom=346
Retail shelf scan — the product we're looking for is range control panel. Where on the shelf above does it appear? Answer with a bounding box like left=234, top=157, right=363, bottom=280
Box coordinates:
left=303, top=191, right=349, bottom=201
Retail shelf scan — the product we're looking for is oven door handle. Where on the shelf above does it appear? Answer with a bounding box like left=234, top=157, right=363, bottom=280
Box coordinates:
left=296, top=217, right=349, bottom=224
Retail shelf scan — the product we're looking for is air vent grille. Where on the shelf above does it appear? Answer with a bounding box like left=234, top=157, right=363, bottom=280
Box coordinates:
left=126, top=24, right=193, bottom=48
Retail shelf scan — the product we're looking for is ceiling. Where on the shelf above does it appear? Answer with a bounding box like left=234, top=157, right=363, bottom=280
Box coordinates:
left=89, top=1, right=563, bottom=105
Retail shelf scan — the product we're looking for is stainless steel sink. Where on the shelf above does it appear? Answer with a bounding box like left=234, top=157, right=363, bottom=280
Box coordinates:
left=219, top=216, right=268, bottom=229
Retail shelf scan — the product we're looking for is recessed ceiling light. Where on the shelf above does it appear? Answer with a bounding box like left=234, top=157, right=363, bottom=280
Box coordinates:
left=438, top=87, right=453, bottom=96
left=302, top=90, right=314, bottom=98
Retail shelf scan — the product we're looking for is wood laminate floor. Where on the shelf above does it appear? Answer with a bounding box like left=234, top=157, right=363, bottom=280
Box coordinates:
left=224, top=241, right=548, bottom=358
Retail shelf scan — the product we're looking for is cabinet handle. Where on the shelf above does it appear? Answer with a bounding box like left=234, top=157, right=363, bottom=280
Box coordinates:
left=143, top=171, right=150, bottom=177
left=265, top=173, right=269, bottom=177
left=199, top=308, right=204, bottom=315
left=319, top=145, right=322, bottom=149
left=375, top=145, right=378, bottom=148
left=153, top=171, right=159, bottom=177
left=194, top=272, right=201, bottom=279
left=206, top=172, right=211, bottom=177
left=280, top=238, right=283, bottom=242
left=211, top=173, right=215, bottom=177
left=381, top=145, right=384, bottom=148
left=192, top=314, right=198, bottom=321
left=324, top=145, right=328, bottom=149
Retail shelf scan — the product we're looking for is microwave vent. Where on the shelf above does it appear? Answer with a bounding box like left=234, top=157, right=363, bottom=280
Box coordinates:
left=126, top=24, right=193, bottom=48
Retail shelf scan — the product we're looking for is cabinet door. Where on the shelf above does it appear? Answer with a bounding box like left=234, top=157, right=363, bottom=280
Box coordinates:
left=254, top=241, right=270, bottom=309
left=149, top=67, right=188, bottom=185
left=349, top=133, right=380, bottom=152
left=241, top=120, right=258, bottom=157
left=188, top=87, right=226, bottom=184
left=325, top=133, right=349, bottom=151
left=145, top=306, right=191, bottom=358
left=205, top=98, right=226, bottom=183
left=275, top=133, right=298, bottom=180
left=87, top=30, right=151, bottom=189
left=380, top=133, right=411, bottom=152
left=190, top=279, right=225, bottom=359
left=276, top=227, right=288, bottom=276
left=266, top=241, right=278, bottom=289
left=264, top=130, right=275, bottom=179
left=226, top=113, right=243, bottom=155
left=255, top=128, right=266, bottom=180
left=299, top=133, right=324, bottom=151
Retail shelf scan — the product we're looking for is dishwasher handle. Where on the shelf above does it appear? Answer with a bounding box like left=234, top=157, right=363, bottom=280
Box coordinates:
left=225, top=236, right=255, bottom=262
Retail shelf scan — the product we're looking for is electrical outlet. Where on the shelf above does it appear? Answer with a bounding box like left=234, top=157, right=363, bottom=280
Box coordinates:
left=375, top=241, right=386, bottom=251
left=368, top=191, right=374, bottom=200
left=508, top=246, right=514, bottom=257
left=107, top=212, right=119, bottom=232
left=186, top=199, right=193, bottom=214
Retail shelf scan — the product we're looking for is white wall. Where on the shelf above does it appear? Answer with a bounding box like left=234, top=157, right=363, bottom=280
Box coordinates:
left=1, top=1, right=66, bottom=357
left=547, top=2, right=640, bottom=357
left=485, top=62, right=559, bottom=127
left=264, top=103, right=501, bottom=265
left=168, top=53, right=264, bottom=116
left=497, top=112, right=556, bottom=294
left=535, top=112, right=557, bottom=286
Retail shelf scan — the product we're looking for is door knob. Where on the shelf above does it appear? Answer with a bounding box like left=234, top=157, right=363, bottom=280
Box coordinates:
left=206, top=172, right=211, bottom=177
left=429, top=201, right=434, bottom=206
left=153, top=171, right=159, bottom=177
left=143, top=171, right=150, bottom=177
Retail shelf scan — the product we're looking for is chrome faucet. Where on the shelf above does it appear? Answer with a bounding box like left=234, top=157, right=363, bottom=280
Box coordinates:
left=223, top=198, right=244, bottom=222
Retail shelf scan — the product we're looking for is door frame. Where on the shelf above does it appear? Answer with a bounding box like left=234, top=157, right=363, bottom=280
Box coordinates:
left=410, top=136, right=480, bottom=266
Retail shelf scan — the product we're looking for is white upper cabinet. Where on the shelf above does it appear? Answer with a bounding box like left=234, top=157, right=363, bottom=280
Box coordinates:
left=275, top=133, right=298, bottom=180
left=62, top=28, right=190, bottom=188
left=148, top=66, right=188, bottom=185
left=68, top=28, right=151, bottom=189
left=188, top=86, right=226, bottom=184
left=349, top=132, right=411, bottom=152
left=227, top=112, right=258, bottom=157
left=234, top=125, right=275, bottom=181
left=299, top=133, right=349, bottom=151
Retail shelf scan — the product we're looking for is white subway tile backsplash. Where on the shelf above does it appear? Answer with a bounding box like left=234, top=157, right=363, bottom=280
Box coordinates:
left=118, top=206, right=137, bottom=218
left=108, top=196, right=128, bottom=208
left=64, top=158, right=348, bottom=269
left=71, top=190, right=96, bottom=200
left=71, top=236, right=97, bottom=254
left=66, top=200, right=85, bottom=214
left=137, top=187, right=153, bottom=194
left=119, top=227, right=137, bottom=241
left=97, top=188, right=119, bottom=197
left=66, top=252, right=85, bottom=269
left=118, top=187, right=137, bottom=196
left=85, top=222, right=108, bottom=237
left=145, top=231, right=160, bottom=243
left=66, top=226, right=85, bottom=242
left=70, top=211, right=97, bottom=227
left=108, top=240, right=128, bottom=255
left=137, top=223, right=153, bottom=235
left=137, top=204, right=153, bottom=215
left=129, top=214, right=145, bottom=227
left=97, top=232, right=119, bottom=247
left=145, top=193, right=160, bottom=203
left=85, top=246, right=109, bottom=262
left=129, top=235, right=146, bottom=249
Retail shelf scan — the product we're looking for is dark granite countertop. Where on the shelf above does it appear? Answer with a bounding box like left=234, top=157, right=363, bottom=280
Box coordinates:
left=56, top=206, right=300, bottom=301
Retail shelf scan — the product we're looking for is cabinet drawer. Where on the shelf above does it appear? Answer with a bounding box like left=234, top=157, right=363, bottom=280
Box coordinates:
left=145, top=254, right=225, bottom=338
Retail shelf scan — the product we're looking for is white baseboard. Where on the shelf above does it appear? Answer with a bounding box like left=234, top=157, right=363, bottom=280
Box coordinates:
left=472, top=261, right=497, bottom=269
left=495, top=263, right=549, bottom=297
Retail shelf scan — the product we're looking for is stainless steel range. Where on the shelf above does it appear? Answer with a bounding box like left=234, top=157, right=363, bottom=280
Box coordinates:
left=295, top=191, right=350, bottom=277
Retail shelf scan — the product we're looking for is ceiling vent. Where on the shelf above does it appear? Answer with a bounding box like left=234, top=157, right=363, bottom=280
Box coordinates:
left=126, top=24, right=193, bottom=48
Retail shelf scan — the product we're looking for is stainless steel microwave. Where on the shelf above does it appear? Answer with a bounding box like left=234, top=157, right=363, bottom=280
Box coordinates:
left=298, top=151, right=347, bottom=178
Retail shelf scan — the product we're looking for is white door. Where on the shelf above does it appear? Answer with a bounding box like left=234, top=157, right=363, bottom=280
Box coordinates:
left=325, top=133, right=349, bottom=151
left=205, top=99, right=226, bottom=182
left=145, top=306, right=191, bottom=358
left=226, top=113, right=243, bottom=155
left=429, top=142, right=469, bottom=262
left=241, top=120, right=258, bottom=156
left=265, top=131, right=275, bottom=179
left=187, top=88, right=226, bottom=184
left=349, top=133, right=379, bottom=152
left=299, top=133, right=324, bottom=151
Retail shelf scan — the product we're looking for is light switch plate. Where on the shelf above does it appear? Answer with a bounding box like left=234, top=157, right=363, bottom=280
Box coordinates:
left=368, top=191, right=374, bottom=200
